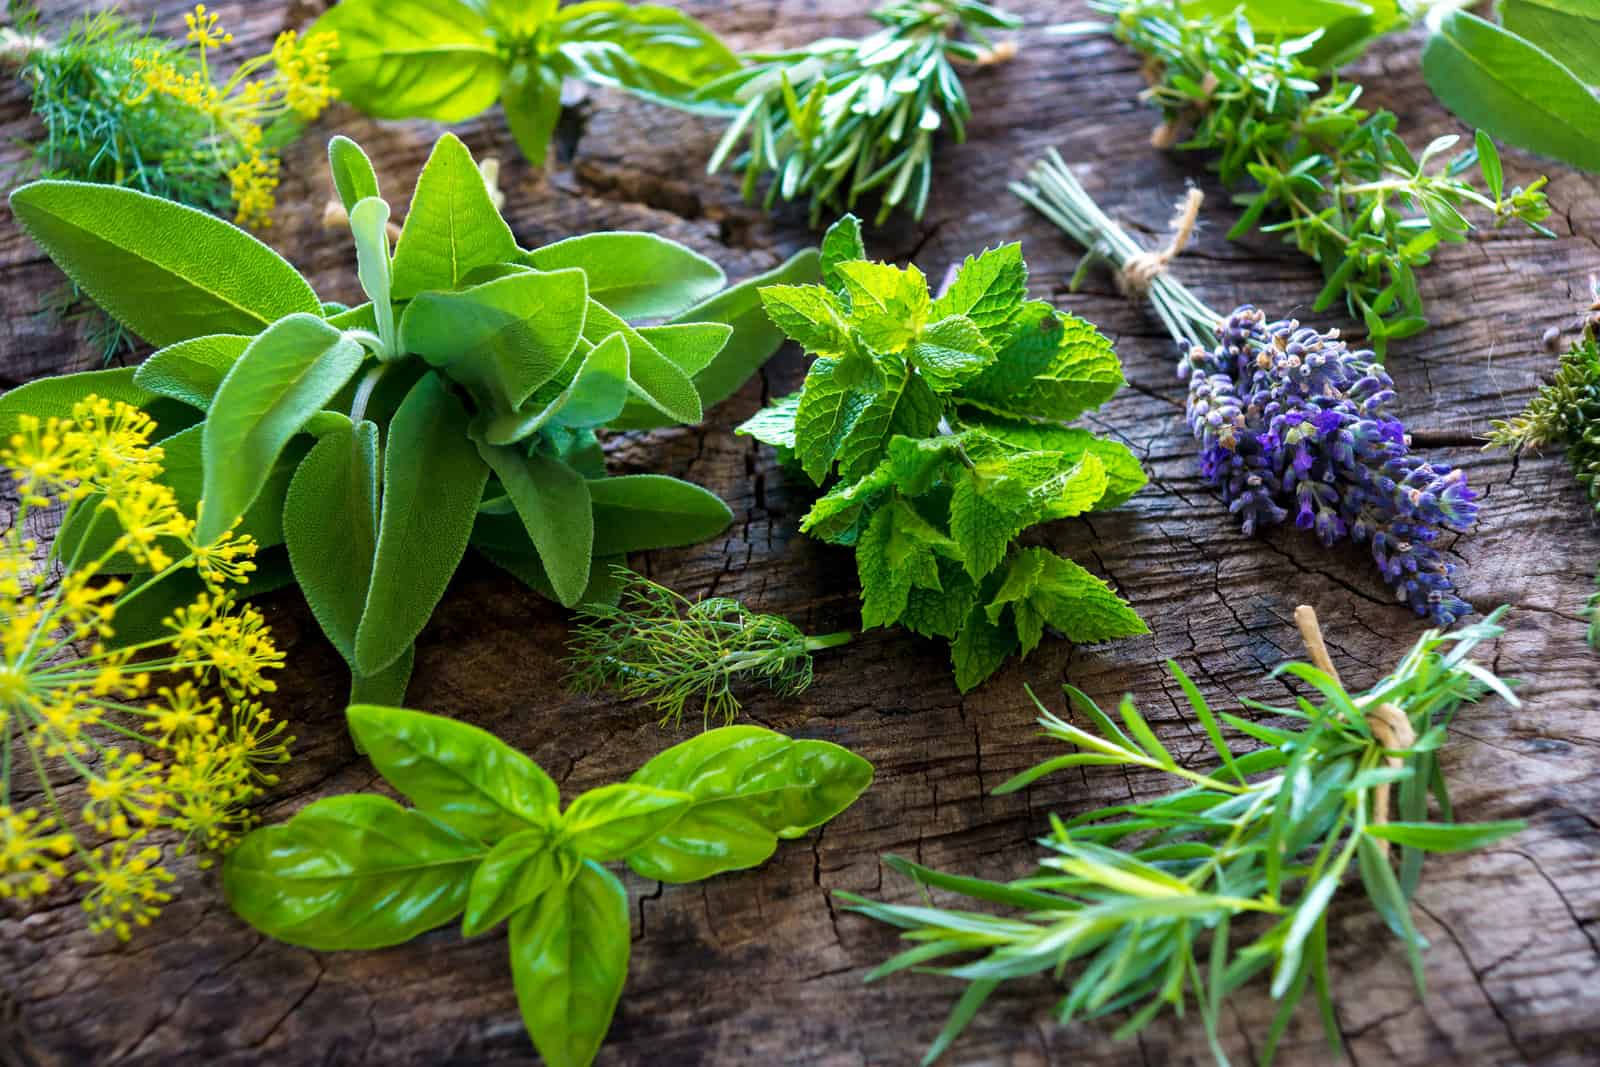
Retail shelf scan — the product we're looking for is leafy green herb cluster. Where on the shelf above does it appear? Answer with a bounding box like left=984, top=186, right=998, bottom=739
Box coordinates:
left=700, top=0, right=1019, bottom=225
left=225, top=704, right=874, bottom=1067
left=567, top=568, right=853, bottom=726
left=310, top=0, right=740, bottom=166
left=844, top=609, right=1524, bottom=1065
left=738, top=217, right=1149, bottom=692
left=1084, top=0, right=1551, bottom=352
left=4, top=132, right=810, bottom=704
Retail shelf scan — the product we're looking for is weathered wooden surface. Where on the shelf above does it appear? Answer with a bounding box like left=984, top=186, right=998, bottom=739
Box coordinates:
left=2, top=1, right=1599, bottom=1064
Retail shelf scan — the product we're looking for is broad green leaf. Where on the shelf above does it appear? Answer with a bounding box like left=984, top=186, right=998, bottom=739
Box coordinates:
left=1422, top=9, right=1600, bottom=172
left=312, top=0, right=505, bottom=121
left=354, top=372, right=489, bottom=674
left=9, top=181, right=320, bottom=346
left=582, top=299, right=702, bottom=424
left=284, top=421, right=380, bottom=663
left=552, top=1, right=740, bottom=104
left=198, top=314, right=365, bottom=542
left=908, top=315, right=995, bottom=391
left=463, top=831, right=570, bottom=937
left=350, top=644, right=415, bottom=707
left=504, top=59, right=566, bottom=166
left=133, top=335, right=252, bottom=411
left=949, top=461, right=1039, bottom=581
left=857, top=497, right=958, bottom=629
left=930, top=243, right=1027, bottom=335
left=951, top=609, right=1020, bottom=693
left=0, top=368, right=158, bottom=440
left=632, top=323, right=731, bottom=377
left=222, top=794, right=483, bottom=950
left=759, top=283, right=853, bottom=358
left=329, top=135, right=381, bottom=212
left=901, top=559, right=980, bottom=640
left=480, top=332, right=631, bottom=444
left=524, top=232, right=725, bottom=320
left=476, top=443, right=594, bottom=608
left=956, top=304, right=1125, bottom=423
left=1499, top=0, right=1600, bottom=86
left=819, top=214, right=866, bottom=291
left=560, top=783, right=693, bottom=862
left=487, top=0, right=561, bottom=38
left=346, top=704, right=560, bottom=840
left=508, top=860, right=630, bottom=1067
left=1364, top=819, right=1524, bottom=852
left=400, top=267, right=588, bottom=411
left=626, top=725, right=875, bottom=883
left=986, top=547, right=1148, bottom=656
left=588, top=474, right=733, bottom=555
left=958, top=417, right=1147, bottom=509
left=391, top=133, right=520, bottom=300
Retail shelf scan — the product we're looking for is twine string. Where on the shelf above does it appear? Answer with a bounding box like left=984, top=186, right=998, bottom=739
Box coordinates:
left=1117, top=187, right=1203, bottom=296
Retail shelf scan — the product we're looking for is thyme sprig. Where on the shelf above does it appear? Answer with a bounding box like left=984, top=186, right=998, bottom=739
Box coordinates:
left=566, top=568, right=851, bottom=726
left=700, top=0, right=1019, bottom=225
left=1080, top=0, right=1551, bottom=354
left=843, top=606, right=1523, bottom=1066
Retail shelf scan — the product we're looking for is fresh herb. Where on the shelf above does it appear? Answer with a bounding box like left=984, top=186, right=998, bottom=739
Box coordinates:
left=738, top=216, right=1149, bottom=692
left=843, top=605, right=1524, bottom=1066
left=699, top=0, right=1019, bottom=225
left=567, top=567, right=852, bottom=726
left=1016, top=154, right=1480, bottom=626
left=0, top=395, right=292, bottom=939
left=1072, top=1, right=1552, bottom=351
left=224, top=704, right=873, bottom=1067
left=1488, top=294, right=1600, bottom=645
left=5, top=132, right=809, bottom=705
left=308, top=0, right=741, bottom=166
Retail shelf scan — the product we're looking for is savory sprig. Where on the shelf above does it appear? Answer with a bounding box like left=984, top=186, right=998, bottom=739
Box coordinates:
left=567, top=568, right=851, bottom=726
left=843, top=606, right=1524, bottom=1066
left=701, top=0, right=1019, bottom=225
left=1082, top=0, right=1551, bottom=352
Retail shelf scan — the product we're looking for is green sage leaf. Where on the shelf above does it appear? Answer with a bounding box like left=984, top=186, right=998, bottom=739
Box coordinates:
left=588, top=474, right=732, bottom=555
left=391, top=133, right=520, bottom=300
left=475, top=443, right=595, bottom=608
left=329, top=135, right=381, bottom=213
left=133, top=334, right=252, bottom=411
left=524, top=232, right=725, bottom=320
left=284, top=420, right=380, bottom=663
left=1500, top=0, right=1600, bottom=87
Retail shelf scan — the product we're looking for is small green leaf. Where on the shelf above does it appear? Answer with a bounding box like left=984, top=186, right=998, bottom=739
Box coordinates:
left=329, top=135, right=381, bottom=213
left=951, top=608, right=1020, bottom=693
left=480, top=332, right=631, bottom=444
left=736, top=393, right=800, bottom=450
left=908, top=314, right=996, bottom=391
left=476, top=443, right=594, bottom=608
left=284, top=421, right=380, bottom=663
left=759, top=283, right=853, bottom=358
left=348, top=196, right=396, bottom=350
left=346, top=704, right=560, bottom=840
left=198, top=314, right=365, bottom=542
left=133, top=335, right=252, bottom=411
left=986, top=547, right=1147, bottom=655
left=956, top=304, right=1125, bottom=423
left=504, top=59, right=566, bottom=166
left=9, top=181, right=320, bottom=346
left=588, top=474, right=733, bottom=556
left=581, top=300, right=703, bottom=424
left=1364, top=819, right=1525, bottom=852
left=524, top=232, right=725, bottom=320
left=561, top=784, right=693, bottom=862
left=222, top=794, right=483, bottom=950
left=819, top=214, right=866, bottom=290
left=508, top=860, right=631, bottom=1067
left=391, top=133, right=520, bottom=300
left=856, top=497, right=958, bottom=629
left=463, top=831, right=570, bottom=938
left=312, top=0, right=506, bottom=121
left=930, top=243, right=1027, bottom=335
left=626, top=725, right=875, bottom=883
left=354, top=372, right=489, bottom=675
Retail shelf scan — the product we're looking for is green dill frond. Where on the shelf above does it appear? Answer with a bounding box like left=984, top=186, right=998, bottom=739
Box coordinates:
left=565, top=568, right=851, bottom=727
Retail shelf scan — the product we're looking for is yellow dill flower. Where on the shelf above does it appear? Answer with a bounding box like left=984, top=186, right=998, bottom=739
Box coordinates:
left=270, top=29, right=339, bottom=120
left=0, top=394, right=290, bottom=937
left=183, top=4, right=232, bottom=51
left=227, top=152, right=279, bottom=229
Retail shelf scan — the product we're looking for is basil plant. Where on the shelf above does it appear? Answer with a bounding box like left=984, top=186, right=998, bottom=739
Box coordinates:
left=5, top=132, right=816, bottom=703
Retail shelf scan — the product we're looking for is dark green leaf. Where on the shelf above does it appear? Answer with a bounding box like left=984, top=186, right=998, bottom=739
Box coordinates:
left=476, top=443, right=594, bottom=608
left=588, top=474, right=732, bottom=555
left=284, top=420, right=380, bottom=662
left=504, top=59, right=566, bottom=167
left=1364, top=819, right=1525, bottom=852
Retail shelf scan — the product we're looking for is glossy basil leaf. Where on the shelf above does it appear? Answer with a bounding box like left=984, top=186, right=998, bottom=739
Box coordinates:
left=504, top=59, right=566, bottom=168
left=222, top=793, right=484, bottom=950
left=329, top=135, right=382, bottom=213
left=552, top=1, right=740, bottom=109
left=349, top=196, right=396, bottom=352
left=487, top=0, right=560, bottom=40
left=1422, top=9, right=1600, bottom=172
left=588, top=475, right=732, bottom=556
left=284, top=420, right=380, bottom=662
left=463, top=830, right=572, bottom=938
left=399, top=267, right=588, bottom=411
left=391, top=133, right=520, bottom=300
left=560, top=783, right=692, bottom=863
left=523, top=232, right=725, bottom=320
left=1501, top=0, right=1600, bottom=86
left=312, top=0, right=506, bottom=121
left=346, top=704, right=560, bottom=840
left=475, top=443, right=594, bottom=607
left=508, top=860, right=630, bottom=1067
left=350, top=643, right=415, bottom=707
left=198, top=313, right=365, bottom=542
left=9, top=181, right=320, bottom=346
left=582, top=299, right=701, bottom=424
left=132, top=334, right=252, bottom=411
left=479, top=331, right=631, bottom=445
left=354, top=371, right=489, bottom=675
left=626, top=725, right=874, bottom=883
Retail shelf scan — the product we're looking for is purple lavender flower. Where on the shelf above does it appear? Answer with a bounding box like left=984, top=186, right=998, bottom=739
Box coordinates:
left=1181, top=306, right=1478, bottom=626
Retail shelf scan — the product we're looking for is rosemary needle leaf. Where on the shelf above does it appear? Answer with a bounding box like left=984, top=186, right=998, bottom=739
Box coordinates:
left=565, top=567, right=851, bottom=726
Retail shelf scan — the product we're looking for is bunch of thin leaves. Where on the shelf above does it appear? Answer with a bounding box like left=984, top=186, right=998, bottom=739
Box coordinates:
left=841, top=608, right=1524, bottom=1065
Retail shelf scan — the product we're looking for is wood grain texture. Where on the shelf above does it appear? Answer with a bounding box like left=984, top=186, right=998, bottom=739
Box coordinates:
left=2, top=2, right=1598, bottom=1065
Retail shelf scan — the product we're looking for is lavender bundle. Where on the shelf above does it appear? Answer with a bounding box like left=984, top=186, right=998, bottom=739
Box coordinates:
left=1014, top=151, right=1479, bottom=626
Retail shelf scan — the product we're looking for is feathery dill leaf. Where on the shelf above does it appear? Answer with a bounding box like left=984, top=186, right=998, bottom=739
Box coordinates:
left=566, top=568, right=851, bottom=727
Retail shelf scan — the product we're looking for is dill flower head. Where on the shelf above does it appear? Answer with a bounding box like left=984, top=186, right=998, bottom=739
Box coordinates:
left=0, top=396, right=292, bottom=937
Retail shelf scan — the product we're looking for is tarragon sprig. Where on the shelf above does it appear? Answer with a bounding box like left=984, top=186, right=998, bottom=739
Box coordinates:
left=700, top=0, right=1019, bottom=225
left=1079, top=0, right=1552, bottom=354
left=842, top=607, right=1524, bottom=1066
left=566, top=568, right=851, bottom=726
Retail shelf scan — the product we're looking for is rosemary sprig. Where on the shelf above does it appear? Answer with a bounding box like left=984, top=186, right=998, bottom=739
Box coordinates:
left=566, top=568, right=851, bottom=727
left=699, top=0, right=1019, bottom=225
left=1080, top=0, right=1552, bottom=354
left=842, top=606, right=1523, bottom=1066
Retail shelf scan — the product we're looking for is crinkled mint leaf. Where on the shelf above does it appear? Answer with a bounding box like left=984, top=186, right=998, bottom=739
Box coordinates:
left=908, top=315, right=996, bottom=392
left=856, top=497, right=958, bottom=629
left=836, top=261, right=928, bottom=351
left=931, top=244, right=1027, bottom=336
left=957, top=303, right=1124, bottom=423
left=737, top=392, right=800, bottom=450
left=951, top=607, right=1020, bottom=693
left=987, top=547, right=1147, bottom=656
left=820, top=215, right=867, bottom=291
left=961, top=416, right=1147, bottom=509
left=758, top=284, right=852, bottom=358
